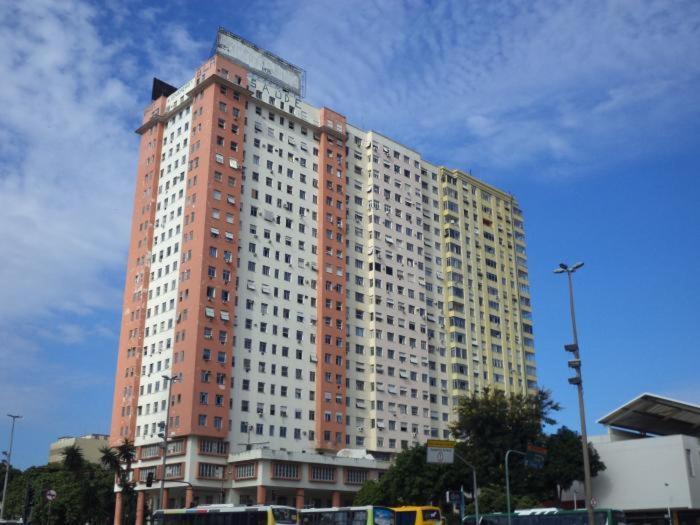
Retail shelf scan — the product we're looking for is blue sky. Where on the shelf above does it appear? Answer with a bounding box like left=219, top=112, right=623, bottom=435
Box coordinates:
left=1, top=0, right=699, bottom=468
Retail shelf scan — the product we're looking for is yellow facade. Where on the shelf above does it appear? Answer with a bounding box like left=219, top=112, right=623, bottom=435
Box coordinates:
left=438, top=168, right=536, bottom=399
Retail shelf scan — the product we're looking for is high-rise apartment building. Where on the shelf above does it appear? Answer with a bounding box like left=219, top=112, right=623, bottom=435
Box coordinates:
left=109, top=28, right=536, bottom=522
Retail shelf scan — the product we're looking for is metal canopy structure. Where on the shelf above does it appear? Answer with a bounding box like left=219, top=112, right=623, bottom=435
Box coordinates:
left=598, top=392, right=700, bottom=437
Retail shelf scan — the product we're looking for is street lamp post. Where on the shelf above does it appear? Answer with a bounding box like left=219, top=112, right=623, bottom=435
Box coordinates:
left=664, top=483, right=672, bottom=525
left=505, top=449, right=525, bottom=525
left=554, top=262, right=594, bottom=525
left=159, top=375, right=179, bottom=511
left=1, top=414, right=22, bottom=521
left=454, top=451, right=479, bottom=525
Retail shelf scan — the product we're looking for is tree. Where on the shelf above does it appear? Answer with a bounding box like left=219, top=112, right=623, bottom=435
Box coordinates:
left=354, top=480, right=383, bottom=506
left=61, top=445, right=85, bottom=476
left=355, top=389, right=602, bottom=511
left=354, top=390, right=608, bottom=511
left=449, top=388, right=560, bottom=501
left=1, top=461, right=115, bottom=524
left=100, top=438, right=136, bottom=488
left=353, top=444, right=459, bottom=515
left=100, top=439, right=136, bottom=524
left=542, top=426, right=605, bottom=504
left=0, top=463, right=22, bottom=519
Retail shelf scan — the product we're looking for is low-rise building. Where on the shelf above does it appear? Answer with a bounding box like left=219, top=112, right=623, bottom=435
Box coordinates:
left=135, top=445, right=389, bottom=510
left=48, top=433, right=109, bottom=465
left=563, top=394, right=700, bottom=525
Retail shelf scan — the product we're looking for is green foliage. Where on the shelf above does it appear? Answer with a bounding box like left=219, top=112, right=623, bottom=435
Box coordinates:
left=354, top=480, right=383, bottom=506
left=0, top=441, right=137, bottom=523
left=354, top=389, right=605, bottom=512
left=353, top=444, right=456, bottom=515
left=100, top=439, right=137, bottom=523
left=469, top=485, right=505, bottom=513
left=542, top=426, right=606, bottom=503
left=448, top=388, right=560, bottom=502
left=61, top=445, right=86, bottom=475
left=1, top=462, right=115, bottom=524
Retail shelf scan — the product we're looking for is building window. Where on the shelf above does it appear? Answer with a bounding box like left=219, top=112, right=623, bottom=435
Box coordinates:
left=165, top=463, right=182, bottom=479
left=272, top=462, right=299, bottom=480
left=199, top=438, right=228, bottom=455
left=345, top=469, right=369, bottom=485
left=310, top=465, right=336, bottom=482
left=167, top=440, right=184, bottom=455
left=198, top=463, right=224, bottom=479
left=141, top=444, right=160, bottom=459
left=139, top=466, right=157, bottom=482
left=234, top=462, right=256, bottom=480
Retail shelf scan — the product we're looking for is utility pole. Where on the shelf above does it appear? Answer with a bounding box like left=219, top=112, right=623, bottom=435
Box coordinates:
left=505, top=449, right=525, bottom=525
left=0, top=414, right=22, bottom=521
left=554, top=262, right=594, bottom=525
left=159, top=375, right=178, bottom=511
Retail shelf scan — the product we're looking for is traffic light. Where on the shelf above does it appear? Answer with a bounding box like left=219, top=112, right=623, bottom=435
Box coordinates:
left=146, top=472, right=154, bottom=487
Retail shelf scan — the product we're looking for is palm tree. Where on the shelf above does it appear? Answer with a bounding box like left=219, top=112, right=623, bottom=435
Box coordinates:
left=100, top=438, right=136, bottom=486
left=99, top=446, right=120, bottom=475
left=100, top=439, right=136, bottom=525
left=61, top=444, right=85, bottom=476
left=115, top=439, right=136, bottom=472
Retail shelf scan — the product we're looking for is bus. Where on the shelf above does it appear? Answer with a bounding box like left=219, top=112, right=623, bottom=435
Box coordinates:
left=463, top=509, right=627, bottom=525
left=301, top=506, right=395, bottom=525
left=393, top=506, right=443, bottom=525
left=153, top=504, right=298, bottom=525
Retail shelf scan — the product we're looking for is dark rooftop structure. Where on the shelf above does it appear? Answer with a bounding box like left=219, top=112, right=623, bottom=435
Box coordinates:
left=598, top=392, right=700, bottom=437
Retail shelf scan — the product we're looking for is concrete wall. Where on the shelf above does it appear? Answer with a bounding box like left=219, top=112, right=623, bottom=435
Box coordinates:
left=580, top=433, right=700, bottom=511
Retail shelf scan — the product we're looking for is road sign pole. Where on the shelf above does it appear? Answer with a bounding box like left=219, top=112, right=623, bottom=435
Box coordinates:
left=426, top=441, right=478, bottom=524
left=45, top=488, right=57, bottom=524
left=472, top=465, right=479, bottom=525
left=454, top=451, right=479, bottom=525
left=505, top=450, right=525, bottom=525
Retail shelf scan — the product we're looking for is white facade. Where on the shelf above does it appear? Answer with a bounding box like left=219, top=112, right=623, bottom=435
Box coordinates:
left=230, top=90, right=324, bottom=453
left=563, top=430, right=700, bottom=512
left=344, top=127, right=452, bottom=455
left=135, top=104, right=192, bottom=445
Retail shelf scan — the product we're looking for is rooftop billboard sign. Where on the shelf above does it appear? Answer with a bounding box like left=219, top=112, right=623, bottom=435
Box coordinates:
left=213, top=28, right=305, bottom=97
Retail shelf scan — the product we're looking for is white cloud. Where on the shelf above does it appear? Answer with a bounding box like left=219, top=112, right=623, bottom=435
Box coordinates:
left=0, top=0, right=206, bottom=440
left=0, top=1, right=131, bottom=322
left=0, top=0, right=206, bottom=323
left=250, top=0, right=700, bottom=175
left=3, top=0, right=697, bottom=328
